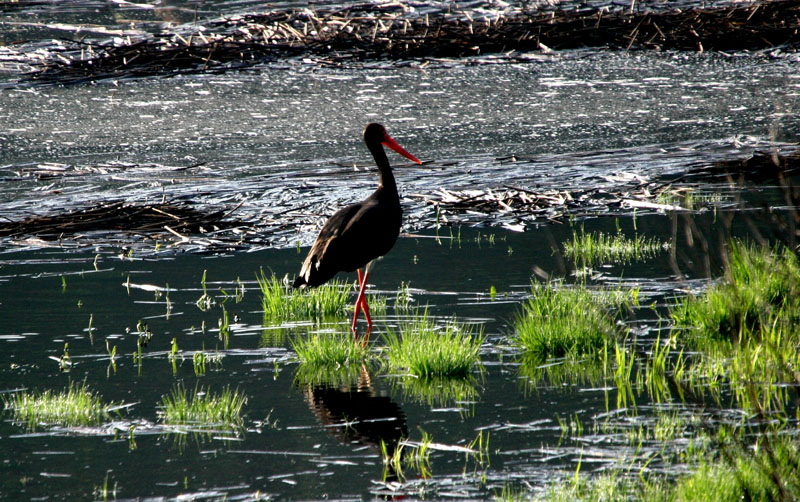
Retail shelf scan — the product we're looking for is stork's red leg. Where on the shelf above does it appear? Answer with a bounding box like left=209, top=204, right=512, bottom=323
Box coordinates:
left=352, top=269, right=371, bottom=335
left=352, top=269, right=363, bottom=333
left=358, top=269, right=372, bottom=346
left=358, top=270, right=372, bottom=329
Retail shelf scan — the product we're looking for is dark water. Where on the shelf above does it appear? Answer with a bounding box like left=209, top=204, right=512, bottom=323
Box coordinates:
left=2, top=203, right=797, bottom=500
left=2, top=1, right=800, bottom=500
left=0, top=214, right=758, bottom=500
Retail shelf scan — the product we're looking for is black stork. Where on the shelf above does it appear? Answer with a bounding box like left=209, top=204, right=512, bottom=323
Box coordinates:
left=293, top=123, right=422, bottom=338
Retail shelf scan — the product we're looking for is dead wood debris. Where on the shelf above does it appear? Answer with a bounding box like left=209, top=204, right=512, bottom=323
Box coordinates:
left=412, top=149, right=800, bottom=228
left=0, top=200, right=243, bottom=246
left=410, top=185, right=679, bottom=224
left=418, top=186, right=574, bottom=214
left=24, top=0, right=800, bottom=83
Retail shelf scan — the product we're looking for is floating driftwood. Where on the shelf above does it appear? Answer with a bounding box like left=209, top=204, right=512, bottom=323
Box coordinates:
left=418, top=186, right=574, bottom=215
left=22, top=0, right=800, bottom=83
left=0, top=200, right=242, bottom=246
left=2, top=147, right=797, bottom=250
left=411, top=183, right=722, bottom=227
left=411, top=148, right=800, bottom=227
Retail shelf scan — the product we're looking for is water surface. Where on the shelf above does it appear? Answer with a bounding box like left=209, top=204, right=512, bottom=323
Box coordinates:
left=1, top=6, right=800, bottom=500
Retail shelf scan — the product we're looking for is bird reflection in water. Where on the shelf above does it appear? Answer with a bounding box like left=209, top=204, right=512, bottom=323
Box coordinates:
left=303, top=365, right=409, bottom=483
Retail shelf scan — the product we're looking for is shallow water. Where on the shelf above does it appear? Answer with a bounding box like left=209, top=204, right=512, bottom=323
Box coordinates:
left=2, top=2, right=800, bottom=499
left=0, top=212, right=770, bottom=501
left=2, top=51, right=798, bottom=243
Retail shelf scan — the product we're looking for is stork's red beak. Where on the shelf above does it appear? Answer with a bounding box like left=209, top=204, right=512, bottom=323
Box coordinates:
left=382, top=133, right=422, bottom=165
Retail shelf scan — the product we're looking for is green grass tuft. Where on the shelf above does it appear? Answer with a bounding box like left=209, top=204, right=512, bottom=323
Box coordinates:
left=671, top=241, right=800, bottom=345
left=257, top=270, right=352, bottom=324
left=672, top=432, right=800, bottom=502
left=563, top=226, right=669, bottom=267
left=292, top=331, right=370, bottom=367
left=160, top=384, right=247, bottom=427
left=496, top=431, right=800, bottom=501
left=513, top=283, right=627, bottom=360
left=258, top=269, right=386, bottom=325
left=384, top=310, right=484, bottom=379
left=2, top=381, right=115, bottom=428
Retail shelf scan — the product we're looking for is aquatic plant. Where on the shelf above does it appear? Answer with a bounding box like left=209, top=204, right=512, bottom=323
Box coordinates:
left=384, top=310, right=484, bottom=379
left=494, top=425, right=799, bottom=501
left=383, top=430, right=489, bottom=483
left=195, top=269, right=215, bottom=311
left=671, top=241, right=800, bottom=344
left=218, top=304, right=232, bottom=349
left=366, top=292, right=388, bottom=317
left=257, top=269, right=352, bottom=323
left=393, top=282, right=415, bottom=313
left=51, top=342, right=73, bottom=372
left=3, top=381, right=116, bottom=428
left=160, top=384, right=247, bottom=428
left=666, top=241, right=800, bottom=411
left=292, top=331, right=370, bottom=368
left=563, top=226, right=669, bottom=267
left=513, top=283, right=628, bottom=360
left=219, top=276, right=245, bottom=304
left=93, top=471, right=118, bottom=501
left=190, top=346, right=222, bottom=377
left=674, top=311, right=800, bottom=412
left=192, top=350, right=207, bottom=376
left=382, top=430, right=433, bottom=481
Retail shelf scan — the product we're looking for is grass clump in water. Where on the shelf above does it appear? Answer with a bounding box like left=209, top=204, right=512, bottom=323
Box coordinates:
left=160, top=384, right=247, bottom=428
left=292, top=331, right=370, bottom=367
left=664, top=241, right=800, bottom=412
left=257, top=270, right=352, bottom=324
left=503, top=431, right=800, bottom=502
left=671, top=241, right=800, bottom=345
left=513, top=282, right=628, bottom=360
left=670, top=306, right=800, bottom=412
left=2, top=381, right=115, bottom=428
left=258, top=270, right=386, bottom=324
left=671, top=431, right=800, bottom=502
left=384, top=310, right=484, bottom=379
left=292, top=330, right=371, bottom=387
left=563, top=226, right=669, bottom=267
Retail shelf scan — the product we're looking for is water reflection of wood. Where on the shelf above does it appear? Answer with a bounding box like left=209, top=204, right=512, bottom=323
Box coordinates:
left=303, top=366, right=408, bottom=482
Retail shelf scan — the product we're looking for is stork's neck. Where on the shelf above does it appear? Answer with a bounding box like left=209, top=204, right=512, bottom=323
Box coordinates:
left=369, top=142, right=398, bottom=200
